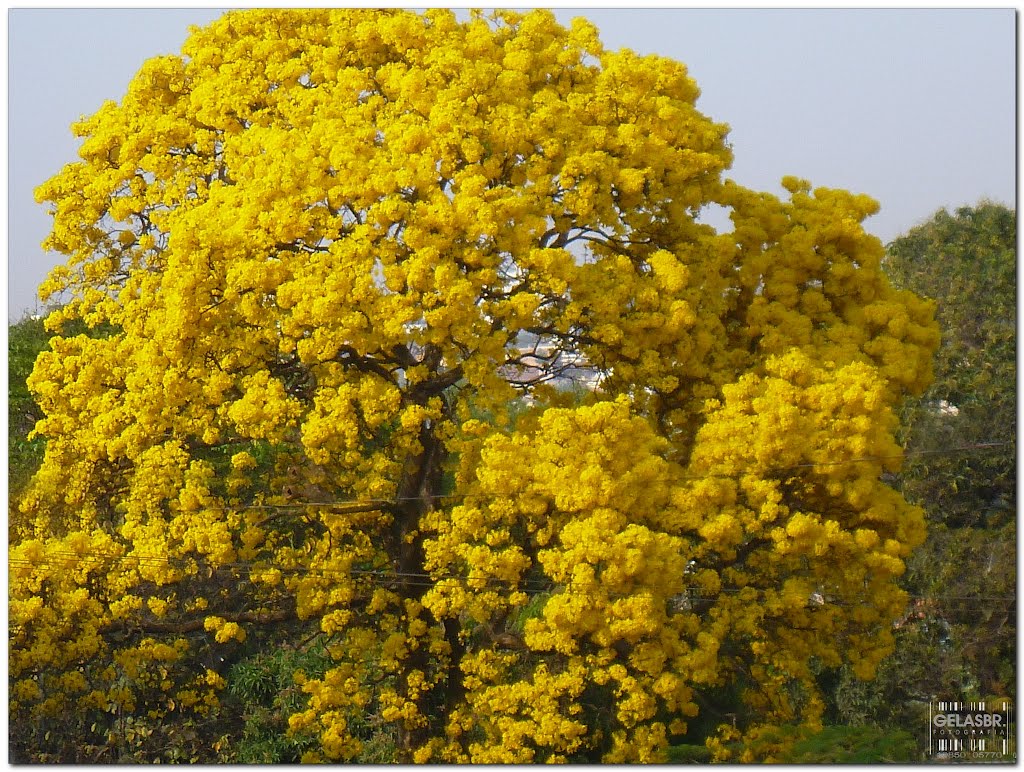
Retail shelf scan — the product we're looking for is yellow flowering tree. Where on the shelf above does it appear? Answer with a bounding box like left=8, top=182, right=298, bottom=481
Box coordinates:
left=13, top=8, right=938, bottom=763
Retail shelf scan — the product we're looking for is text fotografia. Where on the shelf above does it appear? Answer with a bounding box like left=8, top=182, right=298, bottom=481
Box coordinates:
left=929, top=701, right=1013, bottom=759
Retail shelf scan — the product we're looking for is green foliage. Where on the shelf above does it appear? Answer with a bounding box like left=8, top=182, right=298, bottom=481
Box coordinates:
left=216, top=638, right=405, bottom=763
left=885, top=202, right=1016, bottom=697
left=665, top=742, right=712, bottom=763
left=507, top=590, right=551, bottom=633
left=722, top=723, right=918, bottom=764
left=9, top=312, right=125, bottom=513
left=783, top=724, right=918, bottom=763
left=223, top=642, right=332, bottom=763
left=8, top=315, right=50, bottom=497
left=835, top=521, right=1016, bottom=721
left=906, top=521, right=1015, bottom=694
left=8, top=688, right=234, bottom=764
left=832, top=203, right=1017, bottom=746
left=884, top=201, right=1015, bottom=528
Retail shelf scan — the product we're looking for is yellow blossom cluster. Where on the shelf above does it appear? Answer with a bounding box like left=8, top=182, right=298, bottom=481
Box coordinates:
left=15, top=7, right=938, bottom=763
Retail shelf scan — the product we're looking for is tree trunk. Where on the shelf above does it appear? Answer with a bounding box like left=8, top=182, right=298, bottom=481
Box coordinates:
left=391, top=417, right=456, bottom=760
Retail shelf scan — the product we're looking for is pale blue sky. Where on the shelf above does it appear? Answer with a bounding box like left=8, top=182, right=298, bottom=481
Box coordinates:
left=7, top=8, right=1016, bottom=320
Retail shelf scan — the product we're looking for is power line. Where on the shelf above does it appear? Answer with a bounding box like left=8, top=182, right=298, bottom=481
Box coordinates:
left=106, top=439, right=1011, bottom=514
left=10, top=442, right=1015, bottom=625
left=779, top=440, right=1012, bottom=473
left=9, top=437, right=1015, bottom=594
left=10, top=550, right=1016, bottom=607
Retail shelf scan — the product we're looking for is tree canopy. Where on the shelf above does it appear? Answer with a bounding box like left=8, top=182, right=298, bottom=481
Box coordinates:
left=831, top=203, right=1016, bottom=739
left=884, top=202, right=1015, bottom=528
left=13, top=9, right=938, bottom=763
left=9, top=314, right=50, bottom=500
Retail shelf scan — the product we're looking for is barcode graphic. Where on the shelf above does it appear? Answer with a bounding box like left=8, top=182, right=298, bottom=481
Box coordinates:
left=937, top=739, right=993, bottom=752
left=931, top=700, right=1013, bottom=757
left=937, top=701, right=989, bottom=711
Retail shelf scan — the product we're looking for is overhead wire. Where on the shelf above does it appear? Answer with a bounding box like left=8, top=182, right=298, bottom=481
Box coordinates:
left=9, top=548, right=1016, bottom=607
left=10, top=436, right=1015, bottom=579
left=103, top=439, right=1013, bottom=514
left=9, top=440, right=1015, bottom=623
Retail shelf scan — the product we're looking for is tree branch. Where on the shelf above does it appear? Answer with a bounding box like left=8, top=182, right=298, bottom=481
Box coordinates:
left=104, top=607, right=296, bottom=636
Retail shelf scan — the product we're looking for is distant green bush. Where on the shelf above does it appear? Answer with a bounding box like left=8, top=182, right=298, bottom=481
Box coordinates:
left=783, top=724, right=918, bottom=763
left=224, top=643, right=332, bottom=763
left=8, top=315, right=50, bottom=498
left=665, top=742, right=712, bottom=763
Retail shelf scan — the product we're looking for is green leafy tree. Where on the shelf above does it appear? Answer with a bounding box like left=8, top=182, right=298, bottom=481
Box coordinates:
left=885, top=201, right=1015, bottom=529
left=832, top=203, right=1016, bottom=736
left=9, top=314, right=50, bottom=501
left=783, top=724, right=917, bottom=763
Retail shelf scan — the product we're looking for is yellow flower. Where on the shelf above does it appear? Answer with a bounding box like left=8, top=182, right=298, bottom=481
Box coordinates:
left=15, top=6, right=938, bottom=763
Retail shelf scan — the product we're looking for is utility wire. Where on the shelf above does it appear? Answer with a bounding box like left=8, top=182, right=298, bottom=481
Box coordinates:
left=9, top=550, right=1016, bottom=607
left=9, top=442, right=1015, bottom=619
left=9, top=437, right=1016, bottom=594
left=96, top=439, right=1011, bottom=514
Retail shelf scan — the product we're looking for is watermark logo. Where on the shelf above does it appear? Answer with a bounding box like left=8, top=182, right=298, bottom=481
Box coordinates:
left=929, top=701, right=1013, bottom=760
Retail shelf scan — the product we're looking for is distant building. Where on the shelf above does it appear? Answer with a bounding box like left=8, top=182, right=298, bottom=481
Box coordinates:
left=501, top=339, right=606, bottom=394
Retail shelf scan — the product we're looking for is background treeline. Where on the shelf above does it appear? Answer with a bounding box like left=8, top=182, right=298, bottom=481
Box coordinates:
left=8, top=202, right=1015, bottom=762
